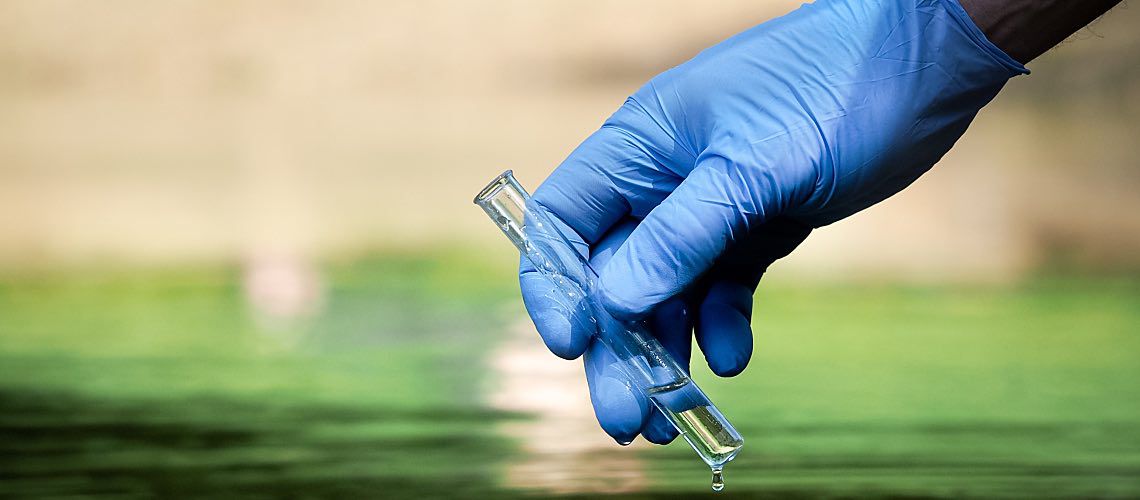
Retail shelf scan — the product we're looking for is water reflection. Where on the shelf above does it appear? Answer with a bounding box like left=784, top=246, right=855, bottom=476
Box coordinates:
left=242, top=250, right=325, bottom=349
left=488, top=318, right=647, bottom=494
left=0, top=390, right=517, bottom=498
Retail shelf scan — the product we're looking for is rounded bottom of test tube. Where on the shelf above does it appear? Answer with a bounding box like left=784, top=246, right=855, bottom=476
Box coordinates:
left=711, top=468, right=724, bottom=492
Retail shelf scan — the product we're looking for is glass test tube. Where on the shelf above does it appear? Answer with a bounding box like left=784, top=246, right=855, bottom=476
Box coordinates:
left=475, top=170, right=744, bottom=472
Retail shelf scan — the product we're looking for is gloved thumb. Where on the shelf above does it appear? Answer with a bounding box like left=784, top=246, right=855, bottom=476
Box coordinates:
left=596, top=156, right=786, bottom=319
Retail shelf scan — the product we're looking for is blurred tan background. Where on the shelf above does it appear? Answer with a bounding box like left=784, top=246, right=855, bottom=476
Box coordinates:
left=1, top=0, right=1137, bottom=280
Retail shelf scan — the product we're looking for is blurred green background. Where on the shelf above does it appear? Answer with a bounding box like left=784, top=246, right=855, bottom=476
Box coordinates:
left=1, top=1, right=1138, bottom=498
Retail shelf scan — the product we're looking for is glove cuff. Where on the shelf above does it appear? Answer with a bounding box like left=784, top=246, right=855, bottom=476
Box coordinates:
left=938, top=0, right=1030, bottom=76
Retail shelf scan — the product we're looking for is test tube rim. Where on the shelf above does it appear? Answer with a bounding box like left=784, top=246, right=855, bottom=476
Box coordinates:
left=473, top=169, right=517, bottom=206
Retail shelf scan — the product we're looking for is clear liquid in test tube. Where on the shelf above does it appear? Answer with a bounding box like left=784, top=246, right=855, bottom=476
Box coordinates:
left=474, top=170, right=743, bottom=491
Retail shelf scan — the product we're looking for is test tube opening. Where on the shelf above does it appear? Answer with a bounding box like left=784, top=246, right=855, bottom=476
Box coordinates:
left=474, top=170, right=530, bottom=248
left=473, top=169, right=519, bottom=206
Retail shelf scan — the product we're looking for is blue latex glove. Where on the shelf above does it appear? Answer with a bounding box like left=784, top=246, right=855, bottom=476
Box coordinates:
left=520, top=0, right=1027, bottom=445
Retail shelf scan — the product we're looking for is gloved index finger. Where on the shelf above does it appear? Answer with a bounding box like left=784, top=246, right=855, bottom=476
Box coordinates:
left=520, top=115, right=683, bottom=360
left=597, top=156, right=788, bottom=320
left=530, top=130, right=638, bottom=246
left=531, top=99, right=688, bottom=247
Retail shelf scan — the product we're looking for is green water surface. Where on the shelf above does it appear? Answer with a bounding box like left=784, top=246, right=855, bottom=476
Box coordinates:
left=1, top=254, right=1138, bottom=498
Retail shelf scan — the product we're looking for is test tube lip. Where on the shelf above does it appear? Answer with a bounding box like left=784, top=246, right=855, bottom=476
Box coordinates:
left=473, top=169, right=516, bottom=205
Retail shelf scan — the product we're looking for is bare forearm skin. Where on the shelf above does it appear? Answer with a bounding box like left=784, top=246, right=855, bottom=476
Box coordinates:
left=958, top=0, right=1124, bottom=63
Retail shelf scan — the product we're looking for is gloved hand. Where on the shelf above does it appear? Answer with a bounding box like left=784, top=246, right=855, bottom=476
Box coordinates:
left=520, top=0, right=1027, bottom=445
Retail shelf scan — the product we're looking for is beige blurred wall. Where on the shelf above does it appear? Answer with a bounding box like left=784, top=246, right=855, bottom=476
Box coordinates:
left=0, top=1, right=1137, bottom=279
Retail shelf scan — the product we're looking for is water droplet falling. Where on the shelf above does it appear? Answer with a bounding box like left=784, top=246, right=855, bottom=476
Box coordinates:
left=711, top=468, right=724, bottom=492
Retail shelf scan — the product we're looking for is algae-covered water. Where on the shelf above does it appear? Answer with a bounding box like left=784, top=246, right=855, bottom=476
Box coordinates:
left=1, top=254, right=1138, bottom=498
